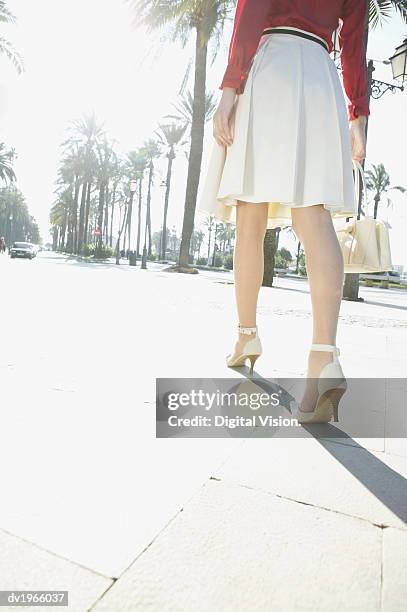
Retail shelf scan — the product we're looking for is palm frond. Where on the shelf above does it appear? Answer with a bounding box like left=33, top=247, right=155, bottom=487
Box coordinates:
left=0, top=36, right=24, bottom=74
left=0, top=1, right=16, bottom=24
left=368, top=0, right=407, bottom=28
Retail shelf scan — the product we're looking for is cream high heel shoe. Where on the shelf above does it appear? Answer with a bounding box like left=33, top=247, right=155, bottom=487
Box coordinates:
left=291, top=344, right=347, bottom=423
left=226, top=325, right=262, bottom=375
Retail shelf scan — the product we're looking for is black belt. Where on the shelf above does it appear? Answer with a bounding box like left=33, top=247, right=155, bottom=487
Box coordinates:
left=262, top=27, right=329, bottom=52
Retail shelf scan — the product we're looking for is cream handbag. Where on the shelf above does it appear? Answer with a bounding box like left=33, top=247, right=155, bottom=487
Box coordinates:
left=336, top=160, right=392, bottom=273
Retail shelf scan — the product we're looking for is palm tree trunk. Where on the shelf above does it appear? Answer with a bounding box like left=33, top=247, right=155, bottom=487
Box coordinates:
left=207, top=223, right=212, bottom=262
left=295, top=241, right=301, bottom=274
left=83, top=182, right=91, bottom=249
left=211, top=223, right=218, bottom=266
left=262, top=228, right=280, bottom=287
left=78, top=181, right=87, bottom=254
left=178, top=25, right=207, bottom=269
left=73, top=177, right=80, bottom=253
left=373, top=195, right=379, bottom=219
left=161, top=148, right=175, bottom=259
left=127, top=192, right=134, bottom=252
left=109, top=185, right=117, bottom=247
left=136, top=177, right=143, bottom=257
left=104, top=185, right=110, bottom=243
left=97, top=181, right=105, bottom=252
left=146, top=161, right=153, bottom=256
left=52, top=226, right=58, bottom=250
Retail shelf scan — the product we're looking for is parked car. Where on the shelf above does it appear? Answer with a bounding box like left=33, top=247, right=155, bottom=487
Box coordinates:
left=9, top=242, right=37, bottom=259
left=360, top=271, right=401, bottom=283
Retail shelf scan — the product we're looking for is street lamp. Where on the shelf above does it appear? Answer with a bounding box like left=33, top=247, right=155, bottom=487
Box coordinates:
left=390, top=38, right=407, bottom=82
left=128, top=179, right=138, bottom=266
left=368, top=38, right=407, bottom=99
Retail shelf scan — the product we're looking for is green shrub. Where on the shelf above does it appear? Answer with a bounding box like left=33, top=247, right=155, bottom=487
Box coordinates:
left=275, top=247, right=293, bottom=270
left=213, top=254, right=223, bottom=268
left=82, top=243, right=113, bottom=259
left=147, top=253, right=157, bottom=261
left=223, top=254, right=234, bottom=270
left=275, top=253, right=287, bottom=269
left=95, top=244, right=114, bottom=259
left=196, top=256, right=208, bottom=265
left=82, top=243, right=96, bottom=257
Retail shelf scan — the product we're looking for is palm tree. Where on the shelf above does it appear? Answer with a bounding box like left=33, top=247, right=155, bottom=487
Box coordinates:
left=108, top=158, right=123, bottom=248
left=191, top=229, right=205, bottom=260
left=128, top=149, right=149, bottom=257
left=140, top=139, right=162, bottom=256
left=216, top=222, right=234, bottom=252
left=154, top=121, right=188, bottom=259
left=343, top=0, right=407, bottom=300
left=365, top=162, right=405, bottom=218
left=62, top=143, right=83, bottom=253
left=0, top=1, right=24, bottom=74
left=67, top=112, right=105, bottom=253
left=1, top=185, right=40, bottom=244
left=95, top=138, right=117, bottom=254
left=211, top=222, right=219, bottom=266
left=0, top=142, right=16, bottom=183
left=130, top=0, right=232, bottom=271
left=204, top=216, right=215, bottom=263
left=164, top=89, right=218, bottom=147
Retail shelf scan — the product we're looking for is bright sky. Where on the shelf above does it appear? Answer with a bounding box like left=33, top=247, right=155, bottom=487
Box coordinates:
left=1, top=1, right=406, bottom=266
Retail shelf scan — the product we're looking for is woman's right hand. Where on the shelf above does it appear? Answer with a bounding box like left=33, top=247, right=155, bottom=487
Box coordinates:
left=350, top=115, right=367, bottom=163
left=213, top=88, right=237, bottom=147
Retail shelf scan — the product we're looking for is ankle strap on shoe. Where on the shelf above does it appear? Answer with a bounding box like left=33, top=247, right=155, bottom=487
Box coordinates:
left=238, top=325, right=257, bottom=335
left=311, top=343, right=340, bottom=355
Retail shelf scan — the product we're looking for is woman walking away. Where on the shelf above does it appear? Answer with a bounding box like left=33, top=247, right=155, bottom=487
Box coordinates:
left=198, top=0, right=369, bottom=423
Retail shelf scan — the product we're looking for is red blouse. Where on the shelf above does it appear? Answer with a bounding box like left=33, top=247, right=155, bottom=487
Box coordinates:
left=220, top=0, right=370, bottom=121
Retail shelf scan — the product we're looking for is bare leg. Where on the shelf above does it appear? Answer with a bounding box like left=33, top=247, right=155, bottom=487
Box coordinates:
left=229, top=201, right=268, bottom=359
left=291, top=205, right=344, bottom=411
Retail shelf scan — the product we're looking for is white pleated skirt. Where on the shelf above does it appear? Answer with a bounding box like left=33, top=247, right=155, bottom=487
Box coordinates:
left=197, top=27, right=358, bottom=230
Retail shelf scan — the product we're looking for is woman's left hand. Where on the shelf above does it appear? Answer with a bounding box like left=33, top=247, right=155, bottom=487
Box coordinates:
left=350, top=115, right=367, bottom=162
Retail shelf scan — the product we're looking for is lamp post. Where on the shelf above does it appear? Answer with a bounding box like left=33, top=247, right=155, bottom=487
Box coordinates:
left=338, top=36, right=407, bottom=301
left=141, top=205, right=148, bottom=269
left=128, top=179, right=138, bottom=266
left=158, top=178, right=167, bottom=261
left=8, top=214, right=13, bottom=248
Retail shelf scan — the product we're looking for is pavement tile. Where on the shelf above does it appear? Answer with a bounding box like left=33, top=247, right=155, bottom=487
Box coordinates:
left=0, top=528, right=111, bottom=612
left=382, top=528, right=407, bottom=612
left=214, top=437, right=407, bottom=530
left=0, top=389, right=242, bottom=577
left=92, top=479, right=381, bottom=612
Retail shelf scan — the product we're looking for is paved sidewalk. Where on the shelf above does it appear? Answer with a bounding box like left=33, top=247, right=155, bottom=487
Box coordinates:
left=1, top=253, right=406, bottom=611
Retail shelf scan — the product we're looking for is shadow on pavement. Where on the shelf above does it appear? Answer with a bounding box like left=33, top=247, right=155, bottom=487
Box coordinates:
left=313, top=430, right=407, bottom=526
left=362, top=299, right=407, bottom=312
left=232, top=371, right=407, bottom=528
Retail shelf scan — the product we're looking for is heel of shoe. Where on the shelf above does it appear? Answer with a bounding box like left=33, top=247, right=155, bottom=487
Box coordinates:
left=323, top=386, right=346, bottom=422
left=248, top=354, right=259, bottom=375
left=226, top=325, right=262, bottom=373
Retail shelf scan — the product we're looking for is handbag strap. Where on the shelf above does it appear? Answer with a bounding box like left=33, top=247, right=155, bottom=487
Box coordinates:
left=352, top=159, right=368, bottom=219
